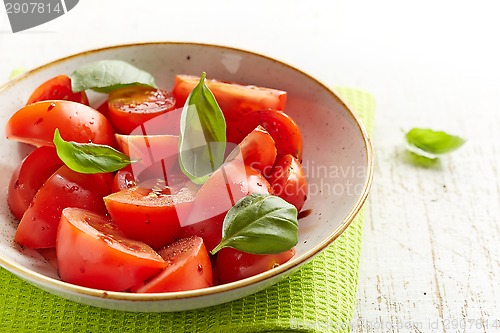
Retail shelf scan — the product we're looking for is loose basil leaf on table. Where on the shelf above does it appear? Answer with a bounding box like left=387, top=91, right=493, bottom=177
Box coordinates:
left=70, top=59, right=157, bottom=93
left=178, top=72, right=226, bottom=185
left=405, top=128, right=466, bottom=159
left=211, top=193, right=299, bottom=255
left=53, top=129, right=136, bottom=174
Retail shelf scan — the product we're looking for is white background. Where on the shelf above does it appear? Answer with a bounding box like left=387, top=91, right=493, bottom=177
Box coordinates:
left=1, top=1, right=499, bottom=331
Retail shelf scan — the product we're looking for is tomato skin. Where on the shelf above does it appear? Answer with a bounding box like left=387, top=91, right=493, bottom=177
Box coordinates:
left=115, top=134, right=179, bottom=179
left=172, top=75, right=287, bottom=145
left=234, top=109, right=303, bottom=160
left=5, top=100, right=116, bottom=147
left=57, top=208, right=166, bottom=291
left=132, top=236, right=213, bottom=293
left=107, top=86, right=177, bottom=134
left=111, top=168, right=137, bottom=193
left=268, top=154, right=308, bottom=211
left=104, top=184, right=197, bottom=249
left=232, top=125, right=276, bottom=176
left=26, top=75, right=89, bottom=105
left=180, top=159, right=272, bottom=251
left=14, top=165, right=113, bottom=248
left=8, top=146, right=63, bottom=220
left=216, top=247, right=296, bottom=284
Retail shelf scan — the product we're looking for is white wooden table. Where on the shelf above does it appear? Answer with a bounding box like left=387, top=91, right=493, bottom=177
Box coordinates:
left=1, top=1, right=499, bottom=331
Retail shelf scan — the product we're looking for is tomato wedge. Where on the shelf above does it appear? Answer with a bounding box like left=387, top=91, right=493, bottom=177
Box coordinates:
left=216, top=247, right=296, bottom=284
left=229, top=125, right=276, bottom=176
left=107, top=86, right=176, bottom=134
left=8, top=146, right=63, bottom=220
left=172, top=74, right=287, bottom=145
left=268, top=154, right=308, bottom=211
left=132, top=236, right=213, bottom=293
left=115, top=134, right=179, bottom=179
left=234, top=109, right=303, bottom=160
left=104, top=183, right=197, bottom=249
left=14, top=165, right=113, bottom=248
left=57, top=208, right=166, bottom=291
left=26, top=75, right=89, bottom=105
left=180, top=158, right=272, bottom=251
left=5, top=100, right=116, bottom=147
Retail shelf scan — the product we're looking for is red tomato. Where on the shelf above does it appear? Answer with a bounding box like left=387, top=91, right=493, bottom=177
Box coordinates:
left=172, top=75, right=287, bottom=145
left=26, top=75, right=89, bottom=105
left=8, top=146, right=63, bottom=220
left=111, top=168, right=137, bottom=193
left=103, top=183, right=197, bottom=249
left=268, top=154, right=308, bottom=211
left=5, top=100, right=116, bottom=147
left=234, top=109, right=303, bottom=160
left=216, top=247, right=296, bottom=284
left=132, top=236, right=212, bottom=293
left=115, top=133, right=179, bottom=179
left=229, top=125, right=276, bottom=176
left=180, top=159, right=272, bottom=251
left=14, top=165, right=113, bottom=248
left=107, top=86, right=177, bottom=134
left=57, top=208, right=166, bottom=291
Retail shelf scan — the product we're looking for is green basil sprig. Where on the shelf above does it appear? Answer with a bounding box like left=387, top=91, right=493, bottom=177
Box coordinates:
left=53, top=129, right=136, bottom=174
left=178, top=72, right=226, bottom=184
left=70, top=60, right=157, bottom=93
left=211, top=193, right=299, bottom=255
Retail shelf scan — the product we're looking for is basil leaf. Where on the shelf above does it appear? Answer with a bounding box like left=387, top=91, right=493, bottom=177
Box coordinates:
left=211, top=193, right=299, bottom=255
left=70, top=60, right=157, bottom=93
left=178, top=72, right=226, bottom=184
left=405, top=128, right=466, bottom=158
left=53, top=129, right=135, bottom=174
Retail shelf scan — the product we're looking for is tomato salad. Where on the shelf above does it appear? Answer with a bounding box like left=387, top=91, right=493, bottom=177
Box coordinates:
left=5, top=60, right=308, bottom=292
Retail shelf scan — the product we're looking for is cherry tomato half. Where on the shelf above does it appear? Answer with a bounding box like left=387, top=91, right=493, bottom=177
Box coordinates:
left=104, top=183, right=197, bottom=249
left=5, top=100, right=116, bottom=147
left=26, top=75, right=89, bottom=106
left=132, top=236, right=213, bottom=293
left=107, top=86, right=177, bottom=134
left=216, top=247, right=296, bottom=284
left=268, top=154, right=308, bottom=211
left=57, top=208, right=166, bottom=291
left=172, top=75, right=287, bottom=145
left=14, top=165, right=113, bottom=248
left=8, top=146, right=63, bottom=220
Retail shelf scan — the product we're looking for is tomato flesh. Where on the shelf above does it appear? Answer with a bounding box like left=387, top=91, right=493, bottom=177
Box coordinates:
left=26, top=75, right=89, bottom=105
left=216, top=247, right=296, bottom=284
left=268, top=154, right=308, bottom=211
left=14, top=165, right=113, bottom=248
left=132, top=236, right=213, bottom=293
left=57, top=208, right=166, bottom=291
left=107, top=86, right=177, bottom=134
left=104, top=183, right=197, bottom=249
left=8, top=146, right=63, bottom=220
left=180, top=159, right=272, bottom=251
left=5, top=100, right=116, bottom=147
left=172, top=75, right=287, bottom=145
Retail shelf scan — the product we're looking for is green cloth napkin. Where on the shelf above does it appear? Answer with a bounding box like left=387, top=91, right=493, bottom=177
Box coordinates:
left=0, top=88, right=375, bottom=333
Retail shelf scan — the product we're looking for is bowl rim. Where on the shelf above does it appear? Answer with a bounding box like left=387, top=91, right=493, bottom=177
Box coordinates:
left=0, top=41, right=374, bottom=303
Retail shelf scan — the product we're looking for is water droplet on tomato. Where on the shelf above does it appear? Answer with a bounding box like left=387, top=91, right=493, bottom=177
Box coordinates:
left=34, top=118, right=44, bottom=126
left=198, top=264, right=203, bottom=274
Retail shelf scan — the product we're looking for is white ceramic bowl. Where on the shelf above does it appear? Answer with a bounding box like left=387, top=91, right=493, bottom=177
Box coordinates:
left=0, top=42, right=373, bottom=312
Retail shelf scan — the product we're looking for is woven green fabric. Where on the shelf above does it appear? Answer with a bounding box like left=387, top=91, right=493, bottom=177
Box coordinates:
left=0, top=88, right=375, bottom=333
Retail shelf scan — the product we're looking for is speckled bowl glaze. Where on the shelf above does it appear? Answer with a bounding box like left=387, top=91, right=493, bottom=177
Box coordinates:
left=0, top=42, right=373, bottom=312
